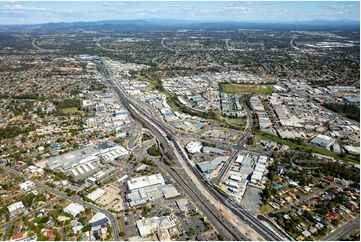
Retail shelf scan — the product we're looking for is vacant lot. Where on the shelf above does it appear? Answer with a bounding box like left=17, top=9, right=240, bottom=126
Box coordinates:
left=220, top=83, right=273, bottom=94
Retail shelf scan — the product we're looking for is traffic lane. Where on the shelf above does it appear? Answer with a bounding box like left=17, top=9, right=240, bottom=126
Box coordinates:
left=102, top=60, right=279, bottom=241
left=107, top=80, right=243, bottom=240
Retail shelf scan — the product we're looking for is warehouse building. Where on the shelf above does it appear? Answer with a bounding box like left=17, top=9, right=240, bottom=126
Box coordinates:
left=196, top=156, right=228, bottom=174
left=127, top=173, right=165, bottom=191
left=126, top=174, right=180, bottom=207
left=309, top=134, right=336, bottom=149
left=45, top=140, right=128, bottom=175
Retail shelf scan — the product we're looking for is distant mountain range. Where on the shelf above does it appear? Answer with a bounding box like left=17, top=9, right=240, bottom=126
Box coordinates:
left=3, top=19, right=360, bottom=31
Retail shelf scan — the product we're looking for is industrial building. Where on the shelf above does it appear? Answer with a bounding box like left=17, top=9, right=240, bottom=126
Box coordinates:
left=309, top=134, right=336, bottom=149
left=45, top=140, right=128, bottom=177
left=126, top=174, right=180, bottom=207
left=196, top=156, right=228, bottom=174
left=127, top=173, right=165, bottom=191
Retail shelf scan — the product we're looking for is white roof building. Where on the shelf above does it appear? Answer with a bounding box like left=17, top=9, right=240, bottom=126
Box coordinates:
left=229, top=175, right=242, bottom=182
left=235, top=155, right=245, bottom=164
left=100, top=146, right=129, bottom=161
left=185, top=141, right=203, bottom=154
left=64, top=203, right=85, bottom=217
left=309, top=134, right=336, bottom=149
left=257, top=156, right=268, bottom=165
left=19, top=181, right=36, bottom=191
left=226, top=180, right=239, bottom=188
left=136, top=216, right=176, bottom=238
left=251, top=171, right=264, bottom=184
left=87, top=188, right=106, bottom=201
left=89, top=212, right=108, bottom=230
left=254, top=164, right=267, bottom=173
left=343, top=145, right=360, bottom=156
left=127, top=173, right=165, bottom=191
left=8, top=201, right=27, bottom=218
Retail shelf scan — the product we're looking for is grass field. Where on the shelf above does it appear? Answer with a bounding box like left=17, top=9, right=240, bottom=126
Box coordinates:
left=136, top=74, right=159, bottom=91
left=259, top=204, right=274, bottom=215
left=255, top=130, right=359, bottom=164
left=220, top=83, right=273, bottom=94
left=61, top=108, right=83, bottom=115
left=215, top=112, right=246, bottom=129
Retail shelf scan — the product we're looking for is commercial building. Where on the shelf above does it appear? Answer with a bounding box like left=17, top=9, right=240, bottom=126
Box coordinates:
left=136, top=216, right=176, bottom=238
left=127, top=173, right=165, bottom=191
left=176, top=199, right=189, bottom=213
left=251, top=171, right=264, bottom=184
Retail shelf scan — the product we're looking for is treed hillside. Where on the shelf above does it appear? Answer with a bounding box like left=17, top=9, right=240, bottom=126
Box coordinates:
left=324, top=102, right=360, bottom=122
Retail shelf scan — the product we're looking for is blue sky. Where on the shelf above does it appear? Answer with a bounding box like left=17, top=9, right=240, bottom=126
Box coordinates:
left=0, top=1, right=359, bottom=25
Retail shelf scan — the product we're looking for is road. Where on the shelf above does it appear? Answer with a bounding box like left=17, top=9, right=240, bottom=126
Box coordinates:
left=290, top=37, right=300, bottom=50
left=96, top=37, right=122, bottom=52
left=257, top=214, right=294, bottom=241
left=322, top=216, right=360, bottom=241
left=0, top=165, right=121, bottom=241
left=160, top=38, right=178, bottom=54
left=98, top=59, right=284, bottom=241
left=97, top=60, right=246, bottom=240
left=214, top=96, right=254, bottom=185
left=31, top=38, right=57, bottom=52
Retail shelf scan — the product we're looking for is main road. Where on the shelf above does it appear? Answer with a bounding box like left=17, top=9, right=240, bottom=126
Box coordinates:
left=214, top=96, right=254, bottom=185
left=97, top=60, right=247, bottom=240
left=97, top=59, right=284, bottom=241
left=322, top=216, right=360, bottom=241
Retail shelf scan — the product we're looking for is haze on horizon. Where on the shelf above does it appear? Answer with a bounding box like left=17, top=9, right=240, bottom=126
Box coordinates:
left=0, top=1, right=359, bottom=25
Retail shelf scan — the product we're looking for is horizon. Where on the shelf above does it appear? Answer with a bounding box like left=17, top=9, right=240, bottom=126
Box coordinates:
left=0, top=1, right=359, bottom=25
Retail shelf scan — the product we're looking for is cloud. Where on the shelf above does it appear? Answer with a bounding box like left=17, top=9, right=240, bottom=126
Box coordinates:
left=0, top=3, right=48, bottom=11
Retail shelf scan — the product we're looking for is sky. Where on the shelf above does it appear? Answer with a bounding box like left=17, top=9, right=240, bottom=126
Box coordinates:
left=0, top=1, right=359, bottom=25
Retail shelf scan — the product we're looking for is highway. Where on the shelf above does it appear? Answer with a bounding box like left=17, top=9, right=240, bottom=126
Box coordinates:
left=97, top=60, right=246, bottom=240
left=97, top=59, right=284, bottom=241
left=0, top=165, right=121, bottom=241
left=31, top=38, right=58, bottom=52
left=290, top=37, right=300, bottom=50
left=322, top=216, right=360, bottom=241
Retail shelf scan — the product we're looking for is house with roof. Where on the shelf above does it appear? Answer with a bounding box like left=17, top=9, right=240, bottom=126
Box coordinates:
left=8, top=201, right=27, bottom=218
